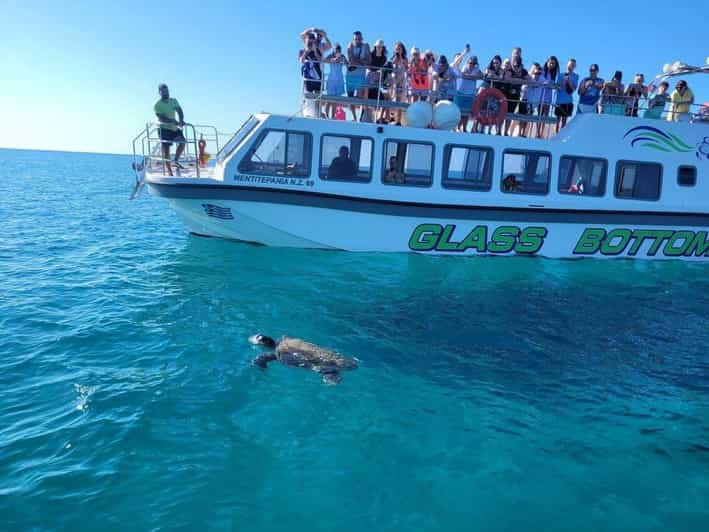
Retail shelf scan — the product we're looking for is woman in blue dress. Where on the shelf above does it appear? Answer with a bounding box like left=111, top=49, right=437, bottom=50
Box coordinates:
left=325, top=44, right=347, bottom=118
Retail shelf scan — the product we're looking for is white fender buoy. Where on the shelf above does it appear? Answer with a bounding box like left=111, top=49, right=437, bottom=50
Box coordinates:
left=405, top=101, right=433, bottom=128
left=432, top=100, right=461, bottom=130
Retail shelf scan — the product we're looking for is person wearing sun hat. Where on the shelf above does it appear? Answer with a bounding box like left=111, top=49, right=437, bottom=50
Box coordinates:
left=368, top=39, right=389, bottom=102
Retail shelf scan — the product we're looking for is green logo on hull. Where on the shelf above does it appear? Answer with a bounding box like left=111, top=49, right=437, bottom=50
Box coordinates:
left=408, top=225, right=709, bottom=257
left=623, top=126, right=693, bottom=153
left=409, top=224, right=547, bottom=254
left=573, top=228, right=709, bottom=257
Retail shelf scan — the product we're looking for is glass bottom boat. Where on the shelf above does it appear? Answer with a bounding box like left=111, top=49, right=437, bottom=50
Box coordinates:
left=131, top=64, right=709, bottom=261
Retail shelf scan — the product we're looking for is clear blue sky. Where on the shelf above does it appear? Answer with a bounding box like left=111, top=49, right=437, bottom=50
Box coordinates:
left=3, top=0, right=707, bottom=154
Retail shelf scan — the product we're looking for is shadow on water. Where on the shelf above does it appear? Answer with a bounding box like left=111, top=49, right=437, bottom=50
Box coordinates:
left=151, top=236, right=709, bottom=393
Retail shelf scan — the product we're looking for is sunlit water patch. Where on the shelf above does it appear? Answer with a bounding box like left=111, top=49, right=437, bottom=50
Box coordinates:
left=0, top=148, right=708, bottom=531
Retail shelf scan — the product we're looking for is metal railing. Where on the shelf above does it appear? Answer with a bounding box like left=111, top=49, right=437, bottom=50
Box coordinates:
left=299, top=59, right=564, bottom=135
left=596, top=93, right=709, bottom=123
left=299, top=59, right=709, bottom=134
left=131, top=122, right=222, bottom=179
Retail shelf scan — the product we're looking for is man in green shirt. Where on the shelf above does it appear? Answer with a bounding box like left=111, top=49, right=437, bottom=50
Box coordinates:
left=154, top=83, right=185, bottom=176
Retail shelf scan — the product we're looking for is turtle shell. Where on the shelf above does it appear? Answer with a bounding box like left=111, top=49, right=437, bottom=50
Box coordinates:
left=275, top=337, right=356, bottom=370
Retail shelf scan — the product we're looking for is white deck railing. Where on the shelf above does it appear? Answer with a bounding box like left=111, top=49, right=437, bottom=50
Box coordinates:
left=298, top=59, right=709, bottom=129
left=132, top=122, right=223, bottom=178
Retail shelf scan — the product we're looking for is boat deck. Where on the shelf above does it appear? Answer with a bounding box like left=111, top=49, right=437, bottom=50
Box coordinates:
left=145, top=154, right=217, bottom=179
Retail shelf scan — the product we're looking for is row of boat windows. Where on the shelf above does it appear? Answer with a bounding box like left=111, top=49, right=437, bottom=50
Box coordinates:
left=237, top=129, right=698, bottom=200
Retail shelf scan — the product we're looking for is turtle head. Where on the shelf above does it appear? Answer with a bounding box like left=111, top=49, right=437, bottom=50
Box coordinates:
left=249, top=334, right=277, bottom=349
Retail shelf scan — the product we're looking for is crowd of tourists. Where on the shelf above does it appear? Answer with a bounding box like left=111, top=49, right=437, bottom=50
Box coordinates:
left=298, top=28, right=697, bottom=135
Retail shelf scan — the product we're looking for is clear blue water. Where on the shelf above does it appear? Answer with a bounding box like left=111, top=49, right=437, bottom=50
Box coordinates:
left=1, top=147, right=708, bottom=531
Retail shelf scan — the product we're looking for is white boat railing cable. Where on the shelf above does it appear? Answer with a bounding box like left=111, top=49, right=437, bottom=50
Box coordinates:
left=132, top=122, right=223, bottom=179
left=299, top=59, right=565, bottom=135
left=300, top=59, right=709, bottom=130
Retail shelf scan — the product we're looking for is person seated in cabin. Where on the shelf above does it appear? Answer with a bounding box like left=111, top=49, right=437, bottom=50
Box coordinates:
left=154, top=83, right=186, bottom=177
left=577, top=64, right=604, bottom=114
left=384, top=156, right=405, bottom=184
left=646, top=81, right=670, bottom=118
left=502, top=174, right=521, bottom=192
left=327, top=146, right=358, bottom=179
left=624, top=73, right=648, bottom=117
left=300, top=27, right=332, bottom=55
left=567, top=177, right=584, bottom=194
left=667, top=79, right=694, bottom=122
left=600, top=71, right=625, bottom=115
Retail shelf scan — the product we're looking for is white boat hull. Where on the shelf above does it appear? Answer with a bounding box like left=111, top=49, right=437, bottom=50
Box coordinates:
left=138, top=111, right=709, bottom=261
left=154, top=191, right=709, bottom=260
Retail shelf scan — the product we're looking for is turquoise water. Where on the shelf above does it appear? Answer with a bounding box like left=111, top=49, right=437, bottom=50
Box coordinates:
left=1, top=147, right=708, bottom=531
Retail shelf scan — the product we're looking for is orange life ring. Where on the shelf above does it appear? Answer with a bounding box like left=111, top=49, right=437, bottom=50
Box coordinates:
left=473, top=88, right=508, bottom=126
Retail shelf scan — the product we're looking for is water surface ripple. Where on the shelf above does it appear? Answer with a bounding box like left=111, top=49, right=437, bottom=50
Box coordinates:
left=1, top=148, right=708, bottom=531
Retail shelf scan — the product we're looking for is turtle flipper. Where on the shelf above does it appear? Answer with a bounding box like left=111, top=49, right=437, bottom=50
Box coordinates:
left=321, top=372, right=341, bottom=385
left=253, top=352, right=277, bottom=369
left=314, top=366, right=342, bottom=385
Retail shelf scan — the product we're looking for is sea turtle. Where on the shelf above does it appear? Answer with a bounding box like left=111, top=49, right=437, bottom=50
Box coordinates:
left=249, top=334, right=358, bottom=385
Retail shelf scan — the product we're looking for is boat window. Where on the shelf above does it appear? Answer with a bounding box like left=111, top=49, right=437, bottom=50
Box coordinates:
left=678, top=165, right=696, bottom=187
left=382, top=140, right=434, bottom=187
left=501, top=150, right=551, bottom=195
left=442, top=145, right=493, bottom=191
left=615, top=161, right=662, bottom=200
left=319, top=134, right=373, bottom=182
left=557, top=156, right=607, bottom=197
left=238, top=129, right=312, bottom=177
left=218, top=115, right=259, bottom=163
